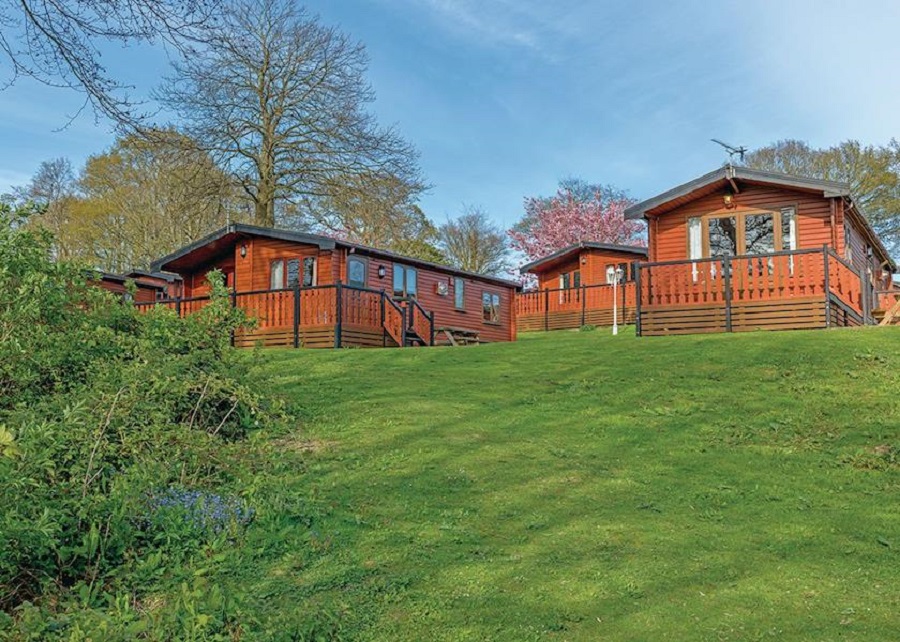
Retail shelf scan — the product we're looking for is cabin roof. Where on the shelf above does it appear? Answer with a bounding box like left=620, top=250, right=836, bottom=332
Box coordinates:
left=624, top=166, right=851, bottom=220
left=520, top=242, right=648, bottom=274
left=98, top=270, right=180, bottom=285
left=151, top=223, right=522, bottom=289
left=625, top=165, right=894, bottom=270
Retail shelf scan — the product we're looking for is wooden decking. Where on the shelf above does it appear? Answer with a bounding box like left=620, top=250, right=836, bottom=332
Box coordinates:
left=516, top=282, right=636, bottom=332
left=636, top=247, right=866, bottom=336
left=136, top=283, right=430, bottom=349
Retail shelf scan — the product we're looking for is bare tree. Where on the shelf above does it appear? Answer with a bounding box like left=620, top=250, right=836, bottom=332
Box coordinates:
left=18, top=158, right=78, bottom=258
left=0, top=0, right=220, bottom=126
left=156, top=0, right=420, bottom=227
left=438, top=206, right=510, bottom=275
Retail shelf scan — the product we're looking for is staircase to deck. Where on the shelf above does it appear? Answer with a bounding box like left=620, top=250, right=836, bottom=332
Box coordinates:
left=874, top=291, right=900, bottom=326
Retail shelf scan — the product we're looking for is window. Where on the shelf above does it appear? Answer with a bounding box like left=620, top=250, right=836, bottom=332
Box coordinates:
left=454, top=277, right=465, bottom=310
left=844, top=225, right=853, bottom=263
left=606, top=264, right=627, bottom=284
left=482, top=291, right=501, bottom=323
left=617, top=263, right=628, bottom=283
left=274, top=257, right=316, bottom=289
left=270, top=259, right=284, bottom=289
left=347, top=256, right=366, bottom=288
left=302, top=257, right=316, bottom=287
left=573, top=270, right=581, bottom=288
left=781, top=207, right=796, bottom=251
left=708, top=216, right=739, bottom=257
left=696, top=209, right=797, bottom=259
left=560, top=272, right=571, bottom=290
left=393, top=263, right=417, bottom=297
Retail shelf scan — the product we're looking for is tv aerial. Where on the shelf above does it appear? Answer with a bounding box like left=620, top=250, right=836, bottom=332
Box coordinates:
left=711, top=139, right=748, bottom=164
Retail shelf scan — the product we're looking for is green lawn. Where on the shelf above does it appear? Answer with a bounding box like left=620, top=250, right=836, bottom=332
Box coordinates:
left=230, top=327, right=900, bottom=641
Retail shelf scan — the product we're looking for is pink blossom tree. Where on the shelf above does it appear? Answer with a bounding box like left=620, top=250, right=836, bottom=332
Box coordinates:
left=508, top=181, right=646, bottom=270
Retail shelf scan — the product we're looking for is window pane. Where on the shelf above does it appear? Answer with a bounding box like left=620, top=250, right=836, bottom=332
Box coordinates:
left=708, top=217, right=738, bottom=257
left=348, top=257, right=365, bottom=288
left=745, top=213, right=775, bottom=255
left=573, top=271, right=581, bottom=288
left=561, top=273, right=570, bottom=289
left=780, top=207, right=795, bottom=252
left=454, top=277, right=464, bottom=309
left=406, top=267, right=417, bottom=296
left=303, top=257, right=316, bottom=287
left=270, top=259, right=284, bottom=289
left=491, top=294, right=500, bottom=322
left=286, top=258, right=300, bottom=287
left=393, top=264, right=405, bottom=295
left=688, top=217, right=702, bottom=259
left=617, top=263, right=628, bottom=283
left=482, top=292, right=491, bottom=321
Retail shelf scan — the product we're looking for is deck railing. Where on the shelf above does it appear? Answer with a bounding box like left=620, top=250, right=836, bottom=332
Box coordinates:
left=635, top=246, right=866, bottom=334
left=516, top=281, right=636, bottom=331
left=134, top=282, right=434, bottom=348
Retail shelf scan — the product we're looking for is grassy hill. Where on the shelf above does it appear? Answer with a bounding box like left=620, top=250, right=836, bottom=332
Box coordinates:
left=216, top=326, right=900, bottom=641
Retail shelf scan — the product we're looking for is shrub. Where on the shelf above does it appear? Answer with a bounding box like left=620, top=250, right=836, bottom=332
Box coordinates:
left=0, top=203, right=287, bottom=636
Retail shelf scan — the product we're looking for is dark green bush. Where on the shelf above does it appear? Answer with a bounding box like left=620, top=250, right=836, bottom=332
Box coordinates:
left=0, top=203, right=286, bottom=638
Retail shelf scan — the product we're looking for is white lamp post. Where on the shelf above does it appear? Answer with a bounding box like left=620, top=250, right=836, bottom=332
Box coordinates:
left=612, top=267, right=624, bottom=335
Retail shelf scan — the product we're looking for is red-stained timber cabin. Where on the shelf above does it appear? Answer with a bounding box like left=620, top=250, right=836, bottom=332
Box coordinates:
left=145, top=224, right=519, bottom=348
left=624, top=166, right=896, bottom=335
left=516, top=242, right=647, bottom=331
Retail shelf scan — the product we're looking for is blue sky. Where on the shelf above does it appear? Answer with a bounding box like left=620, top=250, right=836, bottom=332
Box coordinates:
left=2, top=0, right=899, bottom=229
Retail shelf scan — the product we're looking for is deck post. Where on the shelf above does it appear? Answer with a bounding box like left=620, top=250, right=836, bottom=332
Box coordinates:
left=634, top=262, right=642, bottom=336
left=823, top=246, right=831, bottom=328
left=723, top=257, right=733, bottom=332
left=230, top=289, right=237, bottom=347
left=580, top=284, right=586, bottom=327
left=380, top=291, right=387, bottom=347
left=175, top=296, right=181, bottom=318
left=401, top=304, right=407, bottom=347
left=621, top=275, right=626, bottom=326
left=544, top=288, right=549, bottom=332
left=429, top=311, right=435, bottom=346
left=293, top=283, right=301, bottom=348
left=335, top=281, right=343, bottom=348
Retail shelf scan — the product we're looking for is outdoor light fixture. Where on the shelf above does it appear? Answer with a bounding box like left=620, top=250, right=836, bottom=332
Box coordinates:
left=612, top=267, right=625, bottom=336
left=377, top=265, right=386, bottom=279
left=723, top=192, right=734, bottom=208
left=240, top=243, right=247, bottom=258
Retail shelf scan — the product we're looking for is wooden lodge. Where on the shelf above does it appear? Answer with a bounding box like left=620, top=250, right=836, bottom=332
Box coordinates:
left=97, top=270, right=182, bottom=303
left=625, top=166, right=896, bottom=335
left=516, top=242, right=647, bottom=331
left=142, top=224, right=519, bottom=349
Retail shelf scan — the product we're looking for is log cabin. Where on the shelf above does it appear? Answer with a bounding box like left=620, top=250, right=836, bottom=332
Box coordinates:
left=624, top=165, right=896, bottom=335
left=516, top=242, right=647, bottom=332
left=147, top=224, right=520, bottom=348
left=97, top=270, right=182, bottom=303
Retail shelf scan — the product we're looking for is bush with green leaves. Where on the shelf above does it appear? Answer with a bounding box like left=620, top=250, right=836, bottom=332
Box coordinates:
left=0, top=203, right=286, bottom=638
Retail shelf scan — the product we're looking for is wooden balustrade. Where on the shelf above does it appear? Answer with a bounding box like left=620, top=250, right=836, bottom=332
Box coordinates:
left=826, top=252, right=863, bottom=313
left=340, top=287, right=382, bottom=330
left=636, top=247, right=866, bottom=335
left=516, top=282, right=636, bottom=332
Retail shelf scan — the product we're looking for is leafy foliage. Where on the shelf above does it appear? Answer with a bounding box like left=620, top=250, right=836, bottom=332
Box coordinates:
left=0, top=203, right=287, bottom=638
left=745, top=138, right=900, bottom=255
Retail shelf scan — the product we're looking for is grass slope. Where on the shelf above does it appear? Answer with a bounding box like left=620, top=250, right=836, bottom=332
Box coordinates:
left=239, top=328, right=899, bottom=641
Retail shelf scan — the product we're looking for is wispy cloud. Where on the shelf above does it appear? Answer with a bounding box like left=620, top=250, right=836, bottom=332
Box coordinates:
left=385, top=0, right=585, bottom=58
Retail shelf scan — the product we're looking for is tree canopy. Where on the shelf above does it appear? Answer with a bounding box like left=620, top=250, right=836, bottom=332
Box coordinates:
left=509, top=179, right=644, bottom=268
left=156, top=0, right=420, bottom=227
left=745, top=139, right=900, bottom=254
